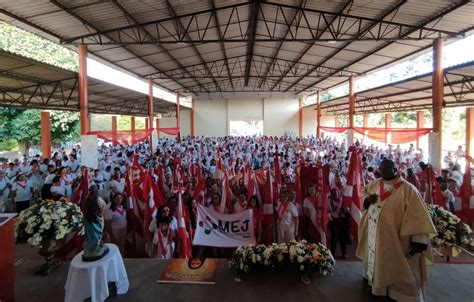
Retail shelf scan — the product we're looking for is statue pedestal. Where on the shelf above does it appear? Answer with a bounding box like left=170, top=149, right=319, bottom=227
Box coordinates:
left=0, top=213, right=17, bottom=302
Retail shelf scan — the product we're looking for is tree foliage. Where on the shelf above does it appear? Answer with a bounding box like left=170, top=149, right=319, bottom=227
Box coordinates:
left=0, top=108, right=79, bottom=153
left=0, top=22, right=77, bottom=71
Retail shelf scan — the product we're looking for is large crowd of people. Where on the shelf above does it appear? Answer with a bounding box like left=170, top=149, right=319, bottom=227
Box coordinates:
left=0, top=135, right=468, bottom=259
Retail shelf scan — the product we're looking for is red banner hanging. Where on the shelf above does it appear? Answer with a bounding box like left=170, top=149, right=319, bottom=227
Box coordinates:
left=319, top=126, right=432, bottom=144
left=88, top=127, right=180, bottom=145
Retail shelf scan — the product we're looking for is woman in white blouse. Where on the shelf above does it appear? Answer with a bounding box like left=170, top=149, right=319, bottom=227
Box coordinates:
left=104, top=193, right=128, bottom=255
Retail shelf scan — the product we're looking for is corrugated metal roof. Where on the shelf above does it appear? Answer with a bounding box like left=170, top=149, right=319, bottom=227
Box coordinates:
left=0, top=49, right=179, bottom=116
left=0, top=0, right=472, bottom=96
left=319, top=60, right=474, bottom=114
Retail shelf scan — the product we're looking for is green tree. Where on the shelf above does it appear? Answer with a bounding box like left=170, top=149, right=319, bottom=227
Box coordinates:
left=0, top=108, right=79, bottom=155
left=0, top=22, right=78, bottom=71
left=118, top=116, right=144, bottom=131
left=392, top=112, right=417, bottom=126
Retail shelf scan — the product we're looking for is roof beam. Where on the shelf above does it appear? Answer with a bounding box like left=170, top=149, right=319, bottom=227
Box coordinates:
left=164, top=0, right=221, bottom=92
left=110, top=0, right=207, bottom=93
left=296, top=0, right=470, bottom=93
left=287, top=0, right=407, bottom=93
left=210, top=0, right=234, bottom=89
left=269, top=0, right=354, bottom=91
left=244, top=0, right=260, bottom=86
left=144, top=54, right=357, bottom=79
left=60, top=1, right=462, bottom=45
left=258, top=0, right=305, bottom=88
left=50, top=0, right=199, bottom=94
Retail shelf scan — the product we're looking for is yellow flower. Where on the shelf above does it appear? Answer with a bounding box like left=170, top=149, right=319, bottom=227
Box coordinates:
left=313, top=252, right=325, bottom=261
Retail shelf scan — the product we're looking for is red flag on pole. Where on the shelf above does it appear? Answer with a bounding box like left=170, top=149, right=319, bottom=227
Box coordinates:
left=459, top=161, right=473, bottom=224
left=176, top=187, right=193, bottom=258
left=262, top=170, right=275, bottom=244
left=220, top=169, right=233, bottom=213
left=343, top=146, right=363, bottom=241
left=426, top=166, right=445, bottom=208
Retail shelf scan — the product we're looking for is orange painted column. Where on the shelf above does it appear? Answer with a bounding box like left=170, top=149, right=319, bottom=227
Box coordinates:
left=40, top=111, right=51, bottom=159
left=298, top=96, right=303, bottom=137
left=176, top=92, right=181, bottom=140
left=111, top=115, right=117, bottom=146
left=156, top=118, right=161, bottom=138
left=78, top=44, right=90, bottom=135
left=148, top=79, right=154, bottom=129
left=145, top=118, right=149, bottom=129
left=385, top=113, right=391, bottom=145
left=466, top=108, right=474, bottom=159
left=316, top=90, right=321, bottom=139
left=130, top=116, right=135, bottom=144
left=348, top=75, right=355, bottom=144
left=432, top=37, right=444, bottom=172
left=416, top=111, right=425, bottom=150
left=191, top=97, right=195, bottom=137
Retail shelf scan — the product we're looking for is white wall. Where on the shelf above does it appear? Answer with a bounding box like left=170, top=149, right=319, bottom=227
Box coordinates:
left=302, top=105, right=336, bottom=136
left=165, top=97, right=337, bottom=138
left=263, top=98, right=299, bottom=136
left=195, top=99, right=228, bottom=137
left=193, top=97, right=301, bottom=137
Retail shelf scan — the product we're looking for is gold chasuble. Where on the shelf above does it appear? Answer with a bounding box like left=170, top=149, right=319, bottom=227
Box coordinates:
left=356, top=175, right=436, bottom=301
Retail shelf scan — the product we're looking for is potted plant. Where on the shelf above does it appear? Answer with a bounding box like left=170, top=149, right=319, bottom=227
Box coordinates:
left=15, top=197, right=84, bottom=275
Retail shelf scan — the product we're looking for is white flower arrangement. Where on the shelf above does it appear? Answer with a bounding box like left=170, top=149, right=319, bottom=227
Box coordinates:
left=15, top=197, right=84, bottom=246
left=427, top=204, right=474, bottom=251
left=230, top=240, right=336, bottom=276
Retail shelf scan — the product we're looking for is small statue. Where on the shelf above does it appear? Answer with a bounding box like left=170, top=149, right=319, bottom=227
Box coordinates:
left=82, top=185, right=109, bottom=261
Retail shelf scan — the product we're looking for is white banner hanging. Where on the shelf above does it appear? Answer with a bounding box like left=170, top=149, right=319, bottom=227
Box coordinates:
left=193, top=204, right=255, bottom=248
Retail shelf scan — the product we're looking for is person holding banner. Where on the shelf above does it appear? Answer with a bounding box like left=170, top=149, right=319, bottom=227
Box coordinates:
left=302, top=184, right=325, bottom=244
left=276, top=191, right=299, bottom=243
left=149, top=216, right=175, bottom=259
left=248, top=195, right=262, bottom=242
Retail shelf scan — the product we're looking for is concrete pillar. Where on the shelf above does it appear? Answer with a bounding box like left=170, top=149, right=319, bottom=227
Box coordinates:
left=432, top=37, right=443, bottom=172
left=156, top=118, right=160, bottom=138
left=348, top=75, right=355, bottom=144
left=191, top=97, right=195, bottom=137
left=316, top=90, right=321, bottom=139
left=466, top=108, right=474, bottom=159
left=145, top=118, right=149, bottom=129
left=40, top=111, right=51, bottom=159
left=176, top=92, right=181, bottom=140
left=298, top=96, right=303, bottom=137
left=385, top=113, right=391, bottom=145
left=78, top=44, right=90, bottom=135
left=416, top=111, right=425, bottom=150
left=111, top=115, right=117, bottom=146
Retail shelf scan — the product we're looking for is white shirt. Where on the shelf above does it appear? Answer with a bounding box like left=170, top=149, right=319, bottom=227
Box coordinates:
left=276, top=201, right=298, bottom=226
left=104, top=204, right=127, bottom=230
left=111, top=178, right=126, bottom=194
left=50, top=184, right=66, bottom=196
left=12, top=180, right=32, bottom=202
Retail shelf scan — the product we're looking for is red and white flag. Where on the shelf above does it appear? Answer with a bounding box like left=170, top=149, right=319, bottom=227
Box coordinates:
left=220, top=169, right=233, bottom=213
left=176, top=187, right=193, bottom=258
left=343, top=146, right=363, bottom=241
left=262, top=170, right=275, bottom=244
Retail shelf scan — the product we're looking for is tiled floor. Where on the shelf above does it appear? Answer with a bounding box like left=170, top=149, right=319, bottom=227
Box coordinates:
left=15, top=258, right=474, bottom=302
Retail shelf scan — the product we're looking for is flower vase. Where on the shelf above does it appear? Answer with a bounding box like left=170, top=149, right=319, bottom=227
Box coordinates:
left=36, top=232, right=75, bottom=276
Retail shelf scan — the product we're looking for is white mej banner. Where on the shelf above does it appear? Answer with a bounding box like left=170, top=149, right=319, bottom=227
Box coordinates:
left=80, top=134, right=98, bottom=169
left=193, top=204, right=255, bottom=248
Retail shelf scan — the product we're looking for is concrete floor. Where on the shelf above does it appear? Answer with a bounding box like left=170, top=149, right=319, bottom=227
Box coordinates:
left=15, top=258, right=474, bottom=302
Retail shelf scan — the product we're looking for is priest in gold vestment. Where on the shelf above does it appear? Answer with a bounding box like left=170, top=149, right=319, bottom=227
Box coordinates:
left=356, top=160, right=436, bottom=301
